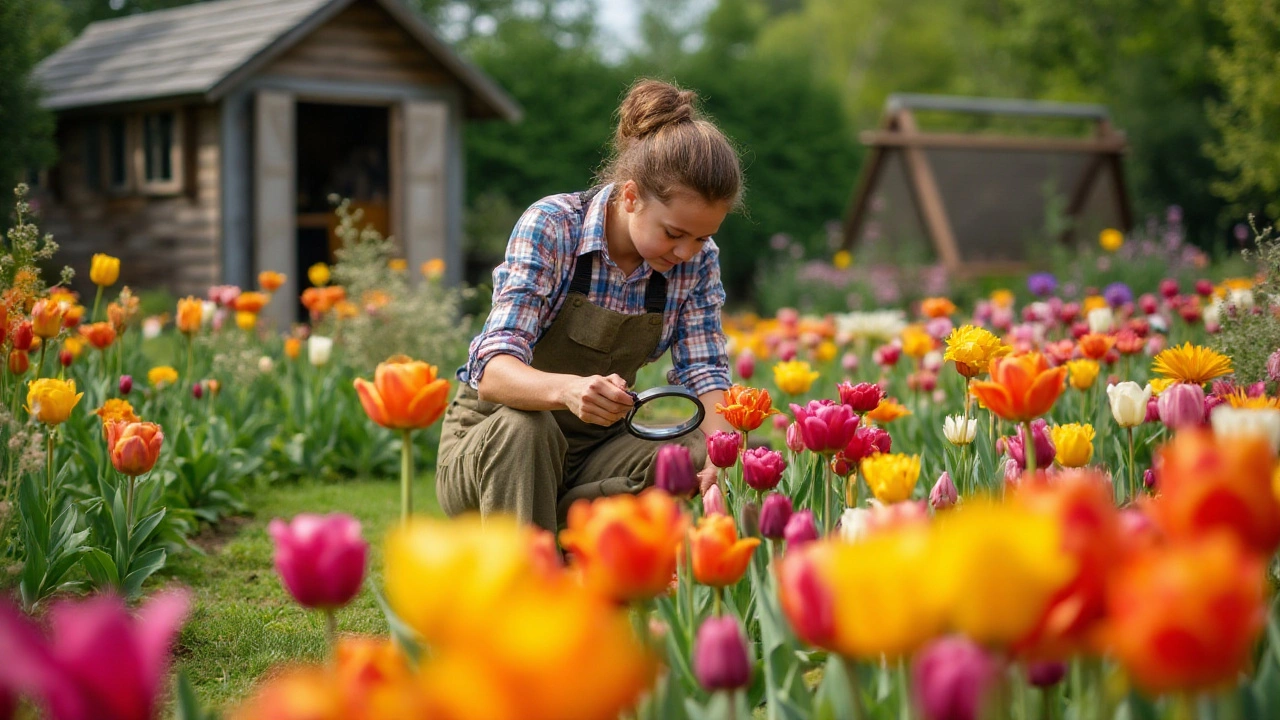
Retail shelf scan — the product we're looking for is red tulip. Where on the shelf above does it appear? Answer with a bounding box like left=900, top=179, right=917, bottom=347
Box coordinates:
left=790, top=400, right=860, bottom=455
left=837, top=381, right=884, bottom=412
left=705, top=431, right=742, bottom=469
left=269, top=513, right=368, bottom=610
left=742, top=447, right=787, bottom=491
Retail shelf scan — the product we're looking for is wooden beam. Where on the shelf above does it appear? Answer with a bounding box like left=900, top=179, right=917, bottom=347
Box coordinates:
left=860, top=130, right=1127, bottom=155
left=896, top=110, right=962, bottom=270
left=841, top=145, right=886, bottom=252
left=1060, top=154, right=1105, bottom=245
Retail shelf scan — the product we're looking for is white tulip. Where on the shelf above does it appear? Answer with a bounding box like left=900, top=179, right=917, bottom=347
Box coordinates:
left=837, top=508, right=871, bottom=543
left=1228, top=288, right=1255, bottom=312
left=201, top=300, right=218, bottom=326
left=1087, top=307, right=1115, bottom=333
left=922, top=350, right=944, bottom=373
left=1210, top=405, right=1280, bottom=455
left=308, top=335, right=333, bottom=367
left=142, top=316, right=162, bottom=340
left=943, top=414, right=977, bottom=446
left=1107, top=382, right=1151, bottom=428
left=257, top=355, right=275, bottom=374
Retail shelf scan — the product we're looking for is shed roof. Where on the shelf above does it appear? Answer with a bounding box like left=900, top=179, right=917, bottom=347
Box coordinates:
left=33, top=0, right=521, bottom=120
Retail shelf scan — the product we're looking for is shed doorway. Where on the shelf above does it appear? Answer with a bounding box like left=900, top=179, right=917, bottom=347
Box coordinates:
left=295, top=102, right=391, bottom=309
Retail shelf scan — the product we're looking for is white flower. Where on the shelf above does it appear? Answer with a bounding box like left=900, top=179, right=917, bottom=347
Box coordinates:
left=308, top=335, right=333, bottom=367
left=1228, top=288, right=1255, bottom=312
left=1210, top=405, right=1280, bottom=455
left=1107, top=382, right=1151, bottom=428
left=1204, top=300, right=1223, bottom=328
left=833, top=310, right=907, bottom=343
left=1087, top=307, right=1114, bottom=333
left=142, top=316, right=162, bottom=340
left=837, top=508, right=871, bottom=543
left=257, top=355, right=275, bottom=374
left=943, top=414, right=977, bottom=446
left=200, top=300, right=218, bottom=326
left=922, top=350, right=944, bottom=373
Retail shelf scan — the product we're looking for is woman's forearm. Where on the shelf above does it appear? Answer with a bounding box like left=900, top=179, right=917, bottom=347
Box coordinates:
left=475, top=354, right=573, bottom=410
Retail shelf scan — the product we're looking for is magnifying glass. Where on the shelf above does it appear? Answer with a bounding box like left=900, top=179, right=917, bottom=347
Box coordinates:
left=624, top=385, right=706, bottom=441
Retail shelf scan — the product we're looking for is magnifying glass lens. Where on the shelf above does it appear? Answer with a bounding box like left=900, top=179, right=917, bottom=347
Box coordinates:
left=625, top=386, right=706, bottom=441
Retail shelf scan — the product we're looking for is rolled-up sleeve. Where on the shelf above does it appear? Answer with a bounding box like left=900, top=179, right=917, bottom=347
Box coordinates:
left=667, top=244, right=731, bottom=395
left=465, top=206, right=566, bottom=388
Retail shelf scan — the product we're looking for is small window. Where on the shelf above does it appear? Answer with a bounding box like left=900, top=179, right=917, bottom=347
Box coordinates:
left=143, top=112, right=174, bottom=182
left=106, top=117, right=128, bottom=189
left=84, top=121, right=101, bottom=190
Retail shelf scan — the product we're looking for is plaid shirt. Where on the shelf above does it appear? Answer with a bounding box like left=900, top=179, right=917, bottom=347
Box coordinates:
left=460, top=184, right=731, bottom=396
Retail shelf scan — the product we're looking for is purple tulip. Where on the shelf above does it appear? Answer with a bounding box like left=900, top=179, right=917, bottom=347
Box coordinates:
left=1026, top=661, right=1067, bottom=687
left=1143, top=467, right=1157, bottom=490
left=912, top=636, right=1001, bottom=720
left=706, top=431, right=742, bottom=469
left=759, top=493, right=794, bottom=539
left=1004, top=419, right=1054, bottom=470
left=118, top=375, right=133, bottom=395
left=743, top=447, right=787, bottom=491
left=694, top=616, right=752, bottom=691
left=1104, top=282, right=1133, bottom=308
left=844, top=426, right=891, bottom=464
left=655, top=444, right=698, bottom=497
left=268, top=513, right=368, bottom=610
left=1157, top=383, right=1206, bottom=430
left=1027, top=272, right=1058, bottom=297
left=191, top=382, right=204, bottom=400
left=837, top=381, right=884, bottom=412
left=0, top=591, right=190, bottom=720
left=784, top=510, right=819, bottom=547
left=1203, top=393, right=1226, bottom=421
left=703, top=483, right=727, bottom=516
left=930, top=472, right=958, bottom=510
left=790, top=400, right=860, bottom=455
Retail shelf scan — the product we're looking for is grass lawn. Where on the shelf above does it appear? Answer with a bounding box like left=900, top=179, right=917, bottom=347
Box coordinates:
left=161, top=472, right=440, bottom=712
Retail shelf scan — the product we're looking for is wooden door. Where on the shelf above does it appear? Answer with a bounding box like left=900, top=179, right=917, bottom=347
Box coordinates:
left=254, top=89, right=295, bottom=329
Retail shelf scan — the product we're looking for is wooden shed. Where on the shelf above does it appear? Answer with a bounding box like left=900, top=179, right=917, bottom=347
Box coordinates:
left=31, top=0, right=520, bottom=327
left=842, top=94, right=1131, bottom=276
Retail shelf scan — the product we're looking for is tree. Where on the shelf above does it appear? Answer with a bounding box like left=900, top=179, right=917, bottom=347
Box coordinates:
left=0, top=0, right=57, bottom=227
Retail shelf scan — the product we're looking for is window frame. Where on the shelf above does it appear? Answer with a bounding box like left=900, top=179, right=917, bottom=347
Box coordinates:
left=138, top=110, right=184, bottom=195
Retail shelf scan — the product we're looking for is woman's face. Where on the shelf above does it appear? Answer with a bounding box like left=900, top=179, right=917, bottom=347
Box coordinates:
left=618, top=181, right=730, bottom=272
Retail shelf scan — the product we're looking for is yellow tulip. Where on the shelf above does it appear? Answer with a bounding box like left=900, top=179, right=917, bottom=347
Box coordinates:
left=1066, top=359, right=1100, bottom=391
left=25, top=378, right=83, bottom=426
left=1099, top=228, right=1124, bottom=252
left=89, top=253, right=120, bottom=287
left=901, top=325, right=934, bottom=359
left=148, top=365, right=179, bottom=387
left=421, top=258, right=446, bottom=280
left=832, top=250, right=852, bottom=269
left=388, top=258, right=408, bottom=272
left=773, top=360, right=819, bottom=396
left=861, top=453, right=921, bottom=504
left=176, top=297, right=203, bottom=335
left=1050, top=423, right=1095, bottom=468
left=235, top=311, right=257, bottom=331
left=308, top=262, right=331, bottom=287
left=944, top=325, right=1012, bottom=378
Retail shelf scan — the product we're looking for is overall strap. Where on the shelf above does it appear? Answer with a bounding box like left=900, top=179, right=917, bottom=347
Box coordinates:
left=568, top=251, right=597, bottom=296
left=644, top=270, right=667, bottom=314
left=570, top=185, right=667, bottom=314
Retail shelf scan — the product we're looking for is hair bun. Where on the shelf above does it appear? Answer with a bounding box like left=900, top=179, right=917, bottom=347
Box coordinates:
left=615, top=79, right=697, bottom=144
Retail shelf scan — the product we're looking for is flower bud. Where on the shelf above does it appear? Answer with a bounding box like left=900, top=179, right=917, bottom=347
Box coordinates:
left=192, top=382, right=204, bottom=399
left=119, top=375, right=133, bottom=395
left=1026, top=661, right=1067, bottom=687
left=12, top=321, right=33, bottom=352
left=1194, top=279, right=1213, bottom=297
left=694, top=616, right=752, bottom=691
left=735, top=351, right=755, bottom=381
left=8, top=350, right=29, bottom=376
left=269, top=513, right=368, bottom=610
left=706, top=431, right=742, bottom=469
left=1143, top=468, right=1156, bottom=490
left=739, top=500, right=760, bottom=539
left=1159, top=278, right=1179, bottom=299
left=59, top=349, right=73, bottom=367
left=930, top=471, right=958, bottom=510
left=702, top=483, right=727, bottom=516
left=783, top=510, right=818, bottom=547
left=1107, top=382, right=1152, bottom=428
left=942, top=414, right=977, bottom=446
left=785, top=422, right=805, bottom=453
left=759, top=493, right=793, bottom=540
left=655, top=444, right=697, bottom=497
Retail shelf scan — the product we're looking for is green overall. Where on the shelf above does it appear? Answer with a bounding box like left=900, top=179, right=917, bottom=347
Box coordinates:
left=436, top=248, right=707, bottom=533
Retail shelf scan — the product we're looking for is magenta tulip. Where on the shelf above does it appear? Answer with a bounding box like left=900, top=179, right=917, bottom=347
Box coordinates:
left=843, top=426, right=891, bottom=464
left=694, top=616, right=752, bottom=691
left=759, top=493, right=794, bottom=539
left=1004, top=419, right=1054, bottom=470
left=912, top=636, right=1001, bottom=720
left=929, top=471, right=957, bottom=510
left=784, top=510, right=819, bottom=547
left=118, top=375, right=132, bottom=395
left=705, top=431, right=742, bottom=469
left=785, top=422, right=805, bottom=453
left=268, top=513, right=368, bottom=610
left=655, top=444, right=698, bottom=497
left=837, top=381, right=884, bottom=412
left=735, top=352, right=755, bottom=381
left=1027, top=661, right=1067, bottom=687
left=742, top=447, right=787, bottom=491
left=790, top=400, right=860, bottom=455
left=1157, top=382, right=1205, bottom=429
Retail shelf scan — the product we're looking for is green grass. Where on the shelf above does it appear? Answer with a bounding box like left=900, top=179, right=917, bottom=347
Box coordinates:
left=161, top=472, right=440, bottom=712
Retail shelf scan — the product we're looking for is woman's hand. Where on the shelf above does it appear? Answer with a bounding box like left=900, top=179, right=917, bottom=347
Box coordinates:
left=697, top=455, right=718, bottom=494
left=559, top=373, right=635, bottom=426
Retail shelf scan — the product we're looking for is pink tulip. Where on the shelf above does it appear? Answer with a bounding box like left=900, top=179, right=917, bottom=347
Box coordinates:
left=1004, top=419, right=1054, bottom=470
left=1194, top=279, right=1214, bottom=296
left=1139, top=294, right=1159, bottom=315
left=693, top=616, right=752, bottom=691
left=759, top=493, right=793, bottom=539
left=785, top=422, right=805, bottom=453
left=837, top=381, right=884, bottom=412
left=1159, top=278, right=1179, bottom=299
left=118, top=375, right=132, bottom=395
left=929, top=471, right=958, bottom=510
left=742, top=447, right=787, bottom=491
left=705, top=431, right=742, bottom=469
left=912, top=636, right=1001, bottom=720
left=783, top=510, right=819, bottom=547
left=735, top=352, right=755, bottom=382
left=268, top=513, right=368, bottom=610
left=655, top=444, right=698, bottom=497
left=703, top=483, right=727, bottom=516
left=772, top=413, right=789, bottom=431
left=843, top=426, right=891, bottom=464
left=790, top=400, right=860, bottom=455
left=1157, top=383, right=1205, bottom=429
left=841, top=352, right=859, bottom=373
left=0, top=591, right=190, bottom=720
left=874, top=343, right=901, bottom=368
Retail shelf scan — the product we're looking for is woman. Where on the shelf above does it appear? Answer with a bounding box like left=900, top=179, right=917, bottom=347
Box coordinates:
left=437, top=78, right=742, bottom=533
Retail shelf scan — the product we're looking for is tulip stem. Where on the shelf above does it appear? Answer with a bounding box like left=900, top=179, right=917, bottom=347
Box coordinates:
left=36, top=342, right=47, bottom=381
left=823, top=460, right=832, bottom=535
left=325, top=608, right=338, bottom=650
left=1126, top=426, right=1136, bottom=504
left=714, top=587, right=723, bottom=617
left=91, top=285, right=104, bottom=323
left=400, top=429, right=413, bottom=523
left=1023, top=420, right=1037, bottom=478
left=840, top=656, right=865, bottom=720
left=185, top=335, right=193, bottom=388
left=45, top=429, right=55, bottom=525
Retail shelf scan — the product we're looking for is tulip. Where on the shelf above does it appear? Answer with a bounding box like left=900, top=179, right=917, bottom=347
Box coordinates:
left=1209, top=405, right=1280, bottom=455
left=759, top=493, right=793, bottom=540
left=969, top=353, right=1067, bottom=424
left=268, top=513, right=368, bottom=611
left=191, top=381, right=204, bottom=399
left=942, top=415, right=977, bottom=446
left=59, top=349, right=73, bottom=367
left=841, top=352, right=859, bottom=373
left=702, top=482, right=727, bottom=516
left=1106, top=534, right=1265, bottom=693
left=862, top=453, right=922, bottom=504
left=789, top=400, right=861, bottom=455
left=742, top=447, right=786, bottom=491
left=12, top=320, right=33, bottom=352
left=284, top=337, right=302, bottom=360
left=774, top=360, right=820, bottom=396
left=714, top=385, right=778, bottom=432
left=175, top=297, right=202, bottom=335
left=258, top=271, right=286, bottom=293
left=1027, top=661, right=1068, bottom=687
left=705, top=431, right=741, bottom=469
left=1107, top=382, right=1152, bottom=428
left=106, top=421, right=164, bottom=477
left=875, top=342, right=902, bottom=367
left=351, top=356, right=449, bottom=431
left=930, top=472, right=958, bottom=510
left=837, top=381, right=885, bottom=412
left=844, top=425, right=892, bottom=463
left=912, top=636, right=1001, bottom=720
left=1003, top=419, right=1055, bottom=471
left=559, top=491, right=688, bottom=603
left=1157, top=383, right=1205, bottom=429
left=257, top=356, right=274, bottom=374
left=25, top=378, right=82, bottom=426
left=654, top=444, right=697, bottom=497
left=694, top=617, right=751, bottom=691
left=1050, top=423, right=1095, bottom=468
left=308, top=262, right=331, bottom=287
left=420, top=258, right=446, bottom=280
left=0, top=591, right=190, bottom=720
left=7, top=350, right=29, bottom=376
left=90, top=253, right=121, bottom=287
left=690, top=514, right=760, bottom=587
left=734, top=351, right=755, bottom=381
left=783, top=510, right=818, bottom=547
left=31, top=299, right=64, bottom=339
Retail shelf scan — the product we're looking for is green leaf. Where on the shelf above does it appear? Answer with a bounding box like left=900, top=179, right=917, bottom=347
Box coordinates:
left=368, top=579, right=424, bottom=663
left=122, top=547, right=166, bottom=599
left=128, top=507, right=167, bottom=556
left=83, top=547, right=120, bottom=588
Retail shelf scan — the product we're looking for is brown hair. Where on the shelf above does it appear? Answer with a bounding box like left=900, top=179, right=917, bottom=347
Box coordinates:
left=600, top=79, right=743, bottom=209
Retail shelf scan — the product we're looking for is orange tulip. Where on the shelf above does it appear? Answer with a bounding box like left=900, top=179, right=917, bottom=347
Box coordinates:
left=258, top=271, right=286, bottom=293
left=714, top=385, right=779, bottom=432
left=1077, top=333, right=1116, bottom=361
left=353, top=355, right=450, bottom=430
left=1014, top=471, right=1121, bottom=657
left=234, top=291, right=269, bottom=314
left=1149, top=429, right=1280, bottom=555
left=920, top=297, right=956, bottom=319
left=1104, top=533, right=1266, bottom=694
left=284, top=337, right=302, bottom=360
left=78, top=322, right=117, bottom=350
left=106, top=420, right=164, bottom=476
left=689, top=514, right=759, bottom=587
left=176, top=296, right=203, bottom=335
left=8, top=350, right=29, bottom=375
left=559, top=490, right=688, bottom=603
left=31, top=299, right=64, bottom=339
left=95, top=398, right=140, bottom=426
left=968, top=353, right=1067, bottom=423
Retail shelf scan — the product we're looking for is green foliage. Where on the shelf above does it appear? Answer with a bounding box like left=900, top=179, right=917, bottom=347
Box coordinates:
left=1207, top=0, right=1280, bottom=220
left=0, top=3, right=56, bottom=230
left=1213, top=222, right=1280, bottom=385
